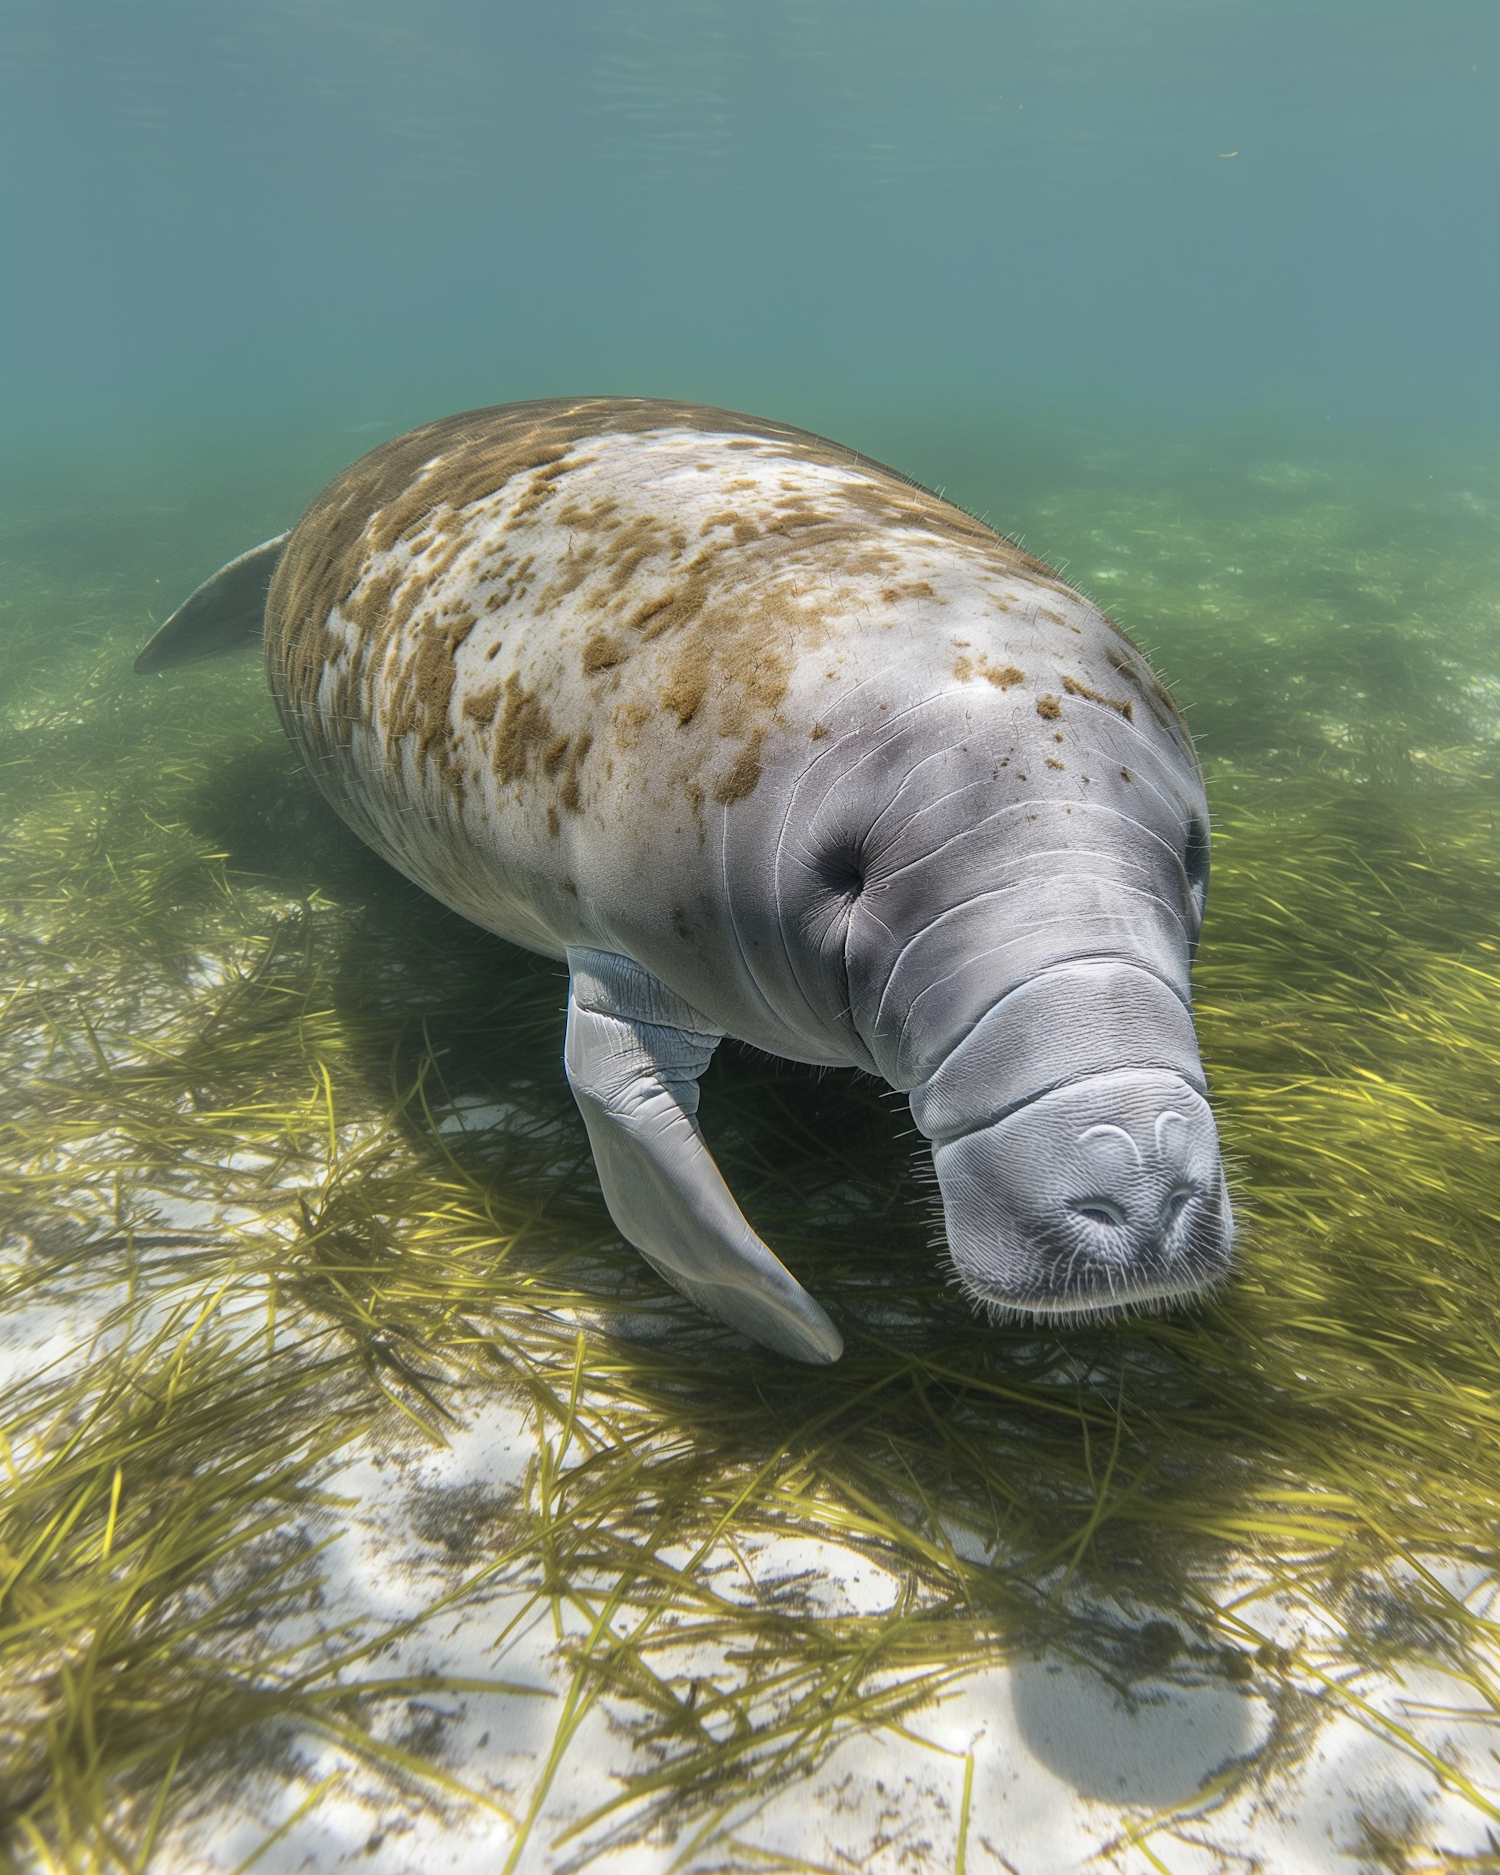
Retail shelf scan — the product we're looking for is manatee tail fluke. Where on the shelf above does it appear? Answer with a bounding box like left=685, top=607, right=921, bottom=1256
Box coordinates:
left=133, top=534, right=289, bottom=674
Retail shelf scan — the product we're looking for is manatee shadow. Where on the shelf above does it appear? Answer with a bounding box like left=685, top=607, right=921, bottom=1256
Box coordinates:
left=181, top=739, right=417, bottom=905
left=180, top=738, right=580, bottom=1165
left=1010, top=1646, right=1265, bottom=1810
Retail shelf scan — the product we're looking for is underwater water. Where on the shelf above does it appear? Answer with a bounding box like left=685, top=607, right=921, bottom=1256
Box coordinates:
left=3, top=4, right=1500, bottom=1871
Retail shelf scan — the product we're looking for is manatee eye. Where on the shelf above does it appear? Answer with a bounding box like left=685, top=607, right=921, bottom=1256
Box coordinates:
left=1184, top=815, right=1210, bottom=923
left=815, top=845, right=867, bottom=902
left=1072, top=1199, right=1126, bottom=1228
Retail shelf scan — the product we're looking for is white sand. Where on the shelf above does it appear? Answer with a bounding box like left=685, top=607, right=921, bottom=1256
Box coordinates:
left=145, top=1390, right=1500, bottom=1875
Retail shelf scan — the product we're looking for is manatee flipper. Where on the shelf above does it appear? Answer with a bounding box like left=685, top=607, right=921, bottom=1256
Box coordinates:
left=134, top=534, right=289, bottom=674
left=564, top=948, right=842, bottom=1364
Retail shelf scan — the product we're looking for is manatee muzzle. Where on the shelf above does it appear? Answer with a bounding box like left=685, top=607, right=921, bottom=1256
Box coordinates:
left=911, top=962, right=1234, bottom=1316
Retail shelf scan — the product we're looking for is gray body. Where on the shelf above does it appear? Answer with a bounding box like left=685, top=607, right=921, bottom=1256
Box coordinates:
left=138, top=399, right=1233, bottom=1361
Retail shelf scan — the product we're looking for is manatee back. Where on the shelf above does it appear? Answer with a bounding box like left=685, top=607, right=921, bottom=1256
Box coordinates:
left=251, top=398, right=1064, bottom=989
left=263, top=396, right=1017, bottom=773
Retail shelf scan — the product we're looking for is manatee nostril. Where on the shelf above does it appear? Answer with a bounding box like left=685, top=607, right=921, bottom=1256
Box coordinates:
left=1160, top=1186, right=1195, bottom=1230
left=1072, top=1198, right=1126, bottom=1228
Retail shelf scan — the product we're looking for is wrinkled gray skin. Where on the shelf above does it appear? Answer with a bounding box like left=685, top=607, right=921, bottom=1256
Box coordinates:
left=136, top=399, right=1233, bottom=1363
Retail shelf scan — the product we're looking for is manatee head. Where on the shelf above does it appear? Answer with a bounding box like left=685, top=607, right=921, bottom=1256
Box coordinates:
left=743, top=575, right=1235, bottom=1330
left=907, top=956, right=1233, bottom=1319
left=894, top=753, right=1233, bottom=1320
left=770, top=670, right=1235, bottom=1325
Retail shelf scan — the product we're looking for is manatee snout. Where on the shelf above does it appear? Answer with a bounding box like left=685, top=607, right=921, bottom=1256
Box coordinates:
left=912, top=964, right=1233, bottom=1320
left=932, top=1072, right=1233, bottom=1317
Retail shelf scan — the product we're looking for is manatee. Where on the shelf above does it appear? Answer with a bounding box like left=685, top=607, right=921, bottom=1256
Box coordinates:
left=137, top=398, right=1233, bottom=1363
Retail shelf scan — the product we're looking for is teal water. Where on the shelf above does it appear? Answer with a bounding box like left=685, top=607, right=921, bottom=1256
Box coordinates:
left=4, top=6, right=1500, bottom=1870
left=4, top=2, right=1497, bottom=762
left=3, top=1, right=1497, bottom=445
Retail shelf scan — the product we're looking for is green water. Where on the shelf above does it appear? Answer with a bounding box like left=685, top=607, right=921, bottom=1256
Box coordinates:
left=2, top=4, right=1500, bottom=1869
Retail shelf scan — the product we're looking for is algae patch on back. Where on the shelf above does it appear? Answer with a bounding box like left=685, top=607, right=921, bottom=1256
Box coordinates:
left=266, top=401, right=1066, bottom=834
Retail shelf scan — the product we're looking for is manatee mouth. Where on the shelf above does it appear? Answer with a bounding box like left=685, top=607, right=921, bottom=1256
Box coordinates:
left=930, top=1070, right=1235, bottom=1322
left=953, top=1204, right=1233, bottom=1325
left=955, top=1225, right=1231, bottom=1325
